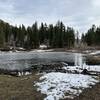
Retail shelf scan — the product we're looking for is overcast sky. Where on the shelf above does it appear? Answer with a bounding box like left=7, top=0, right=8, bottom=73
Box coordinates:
left=0, top=0, right=100, bottom=34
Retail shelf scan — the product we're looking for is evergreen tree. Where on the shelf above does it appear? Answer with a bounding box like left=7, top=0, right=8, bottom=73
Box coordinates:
left=0, top=19, right=76, bottom=49
left=31, top=22, right=39, bottom=48
left=0, top=27, right=5, bottom=47
left=84, top=25, right=96, bottom=46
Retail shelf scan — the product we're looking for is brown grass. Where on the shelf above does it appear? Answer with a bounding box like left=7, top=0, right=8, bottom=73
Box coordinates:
left=0, top=73, right=45, bottom=100
left=0, top=73, right=99, bottom=100
left=63, top=76, right=100, bottom=100
left=73, top=82, right=100, bottom=100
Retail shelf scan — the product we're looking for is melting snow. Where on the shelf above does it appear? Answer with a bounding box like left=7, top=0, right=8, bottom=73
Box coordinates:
left=89, top=50, right=100, bottom=55
left=30, top=49, right=53, bottom=52
left=34, top=72, right=99, bottom=100
left=62, top=63, right=100, bottom=73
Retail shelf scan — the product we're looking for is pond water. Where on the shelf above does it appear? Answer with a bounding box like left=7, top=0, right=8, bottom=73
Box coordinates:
left=0, top=51, right=99, bottom=71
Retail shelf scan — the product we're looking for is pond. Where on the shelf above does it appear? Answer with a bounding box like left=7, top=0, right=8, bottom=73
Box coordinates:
left=0, top=51, right=99, bottom=71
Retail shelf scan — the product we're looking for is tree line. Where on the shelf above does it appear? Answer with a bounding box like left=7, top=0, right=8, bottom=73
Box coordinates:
left=82, top=25, right=100, bottom=46
left=0, top=20, right=75, bottom=49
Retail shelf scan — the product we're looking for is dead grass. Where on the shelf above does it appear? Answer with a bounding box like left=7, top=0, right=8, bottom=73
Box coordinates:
left=63, top=76, right=100, bottom=100
left=73, top=82, right=100, bottom=100
left=86, top=55, right=100, bottom=65
left=0, top=73, right=99, bottom=100
left=0, top=73, right=46, bottom=100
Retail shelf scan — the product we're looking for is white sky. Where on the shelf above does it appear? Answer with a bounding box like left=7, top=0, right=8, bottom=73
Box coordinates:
left=0, top=0, right=100, bottom=35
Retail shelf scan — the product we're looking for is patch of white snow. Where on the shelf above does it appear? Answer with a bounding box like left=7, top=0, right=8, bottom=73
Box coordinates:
left=34, top=72, right=99, bottom=100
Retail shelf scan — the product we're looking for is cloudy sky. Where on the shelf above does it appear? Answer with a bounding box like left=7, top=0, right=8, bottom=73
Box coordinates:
left=0, top=0, right=100, bottom=34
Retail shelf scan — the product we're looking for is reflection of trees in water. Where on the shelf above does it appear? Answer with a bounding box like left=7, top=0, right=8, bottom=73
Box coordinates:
left=75, top=53, right=85, bottom=69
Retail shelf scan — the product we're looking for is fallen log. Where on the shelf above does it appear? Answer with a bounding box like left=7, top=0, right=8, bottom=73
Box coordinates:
left=81, top=69, right=100, bottom=76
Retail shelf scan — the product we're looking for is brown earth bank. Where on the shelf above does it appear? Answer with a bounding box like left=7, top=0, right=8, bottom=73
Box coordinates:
left=86, top=55, right=100, bottom=65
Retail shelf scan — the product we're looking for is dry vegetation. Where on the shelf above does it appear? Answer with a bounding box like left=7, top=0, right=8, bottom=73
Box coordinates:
left=0, top=73, right=46, bottom=100
left=69, top=76, right=100, bottom=100
left=0, top=73, right=99, bottom=100
left=73, top=82, right=100, bottom=100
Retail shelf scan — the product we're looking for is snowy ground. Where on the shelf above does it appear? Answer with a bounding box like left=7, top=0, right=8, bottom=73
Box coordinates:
left=61, top=60, right=100, bottom=73
left=34, top=72, right=99, bottom=100
left=62, top=64, right=100, bottom=73
left=88, top=50, right=100, bottom=55
left=0, top=49, right=53, bottom=54
left=31, top=49, right=53, bottom=52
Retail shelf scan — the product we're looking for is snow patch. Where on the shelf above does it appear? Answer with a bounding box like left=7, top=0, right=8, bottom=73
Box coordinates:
left=89, top=50, right=100, bottom=55
left=31, top=49, right=53, bottom=52
left=62, top=63, right=100, bottom=73
left=35, top=72, right=99, bottom=100
left=39, top=45, right=47, bottom=49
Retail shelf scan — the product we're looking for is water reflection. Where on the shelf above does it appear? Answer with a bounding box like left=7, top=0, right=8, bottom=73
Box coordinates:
left=74, top=53, right=86, bottom=69
left=0, top=52, right=98, bottom=71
